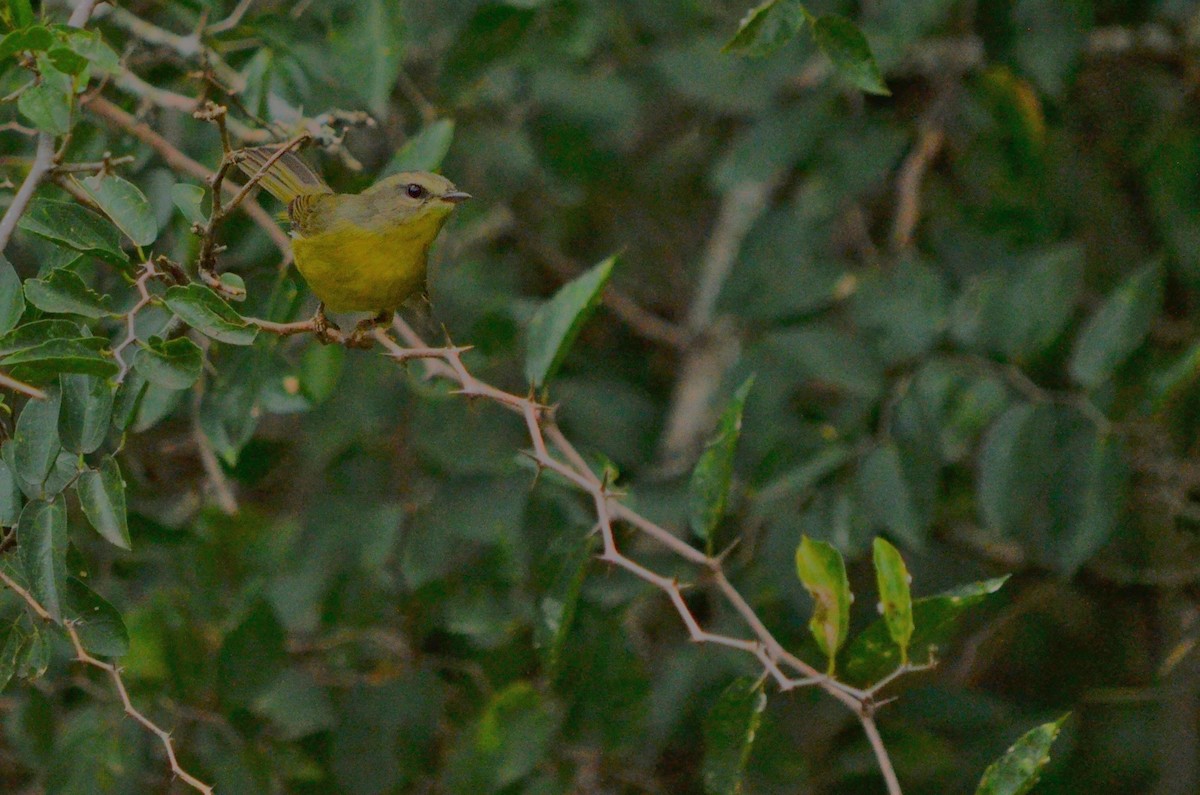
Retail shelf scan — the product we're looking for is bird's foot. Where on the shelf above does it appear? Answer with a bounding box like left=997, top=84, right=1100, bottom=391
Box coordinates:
left=313, top=304, right=342, bottom=345
left=346, top=310, right=393, bottom=349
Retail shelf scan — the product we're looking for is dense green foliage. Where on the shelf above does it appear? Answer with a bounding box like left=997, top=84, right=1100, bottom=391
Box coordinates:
left=0, top=0, right=1195, bottom=792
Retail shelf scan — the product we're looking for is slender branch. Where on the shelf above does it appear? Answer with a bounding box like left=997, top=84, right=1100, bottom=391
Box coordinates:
left=52, top=154, right=137, bottom=174
left=0, top=371, right=47, bottom=400
left=191, top=380, right=238, bottom=515
left=657, top=178, right=777, bottom=470
left=860, top=714, right=903, bottom=795
left=83, top=96, right=291, bottom=254
left=0, top=135, right=55, bottom=252
left=890, top=124, right=944, bottom=252
left=205, top=0, right=256, bottom=34
left=0, top=0, right=103, bottom=253
left=113, top=261, right=163, bottom=383
left=195, top=127, right=307, bottom=282
left=67, top=0, right=101, bottom=28
left=0, top=569, right=213, bottom=794
left=110, top=69, right=269, bottom=142
left=355, top=319, right=905, bottom=792
left=685, top=180, right=776, bottom=334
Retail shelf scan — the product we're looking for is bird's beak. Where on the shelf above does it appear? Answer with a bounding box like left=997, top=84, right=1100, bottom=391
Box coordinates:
left=441, top=191, right=472, bottom=204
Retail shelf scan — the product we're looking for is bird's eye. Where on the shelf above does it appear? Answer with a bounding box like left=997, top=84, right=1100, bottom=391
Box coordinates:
left=405, top=183, right=426, bottom=199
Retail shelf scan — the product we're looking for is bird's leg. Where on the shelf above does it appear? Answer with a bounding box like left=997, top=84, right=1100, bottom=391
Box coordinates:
left=312, top=303, right=341, bottom=345
left=346, top=310, right=393, bottom=349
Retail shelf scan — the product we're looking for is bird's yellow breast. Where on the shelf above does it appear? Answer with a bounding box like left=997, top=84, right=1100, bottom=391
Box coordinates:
left=291, top=209, right=451, bottom=313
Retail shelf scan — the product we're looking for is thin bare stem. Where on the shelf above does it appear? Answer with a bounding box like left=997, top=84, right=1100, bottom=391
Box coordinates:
left=113, top=261, right=162, bottom=383
left=0, top=134, right=55, bottom=252
left=84, top=96, right=291, bottom=254
left=205, top=0, right=256, bottom=34
left=0, top=569, right=213, bottom=794
left=890, top=124, right=944, bottom=252
left=0, top=371, right=47, bottom=400
left=0, top=0, right=102, bottom=250
left=196, top=128, right=307, bottom=282
left=348, top=320, right=906, bottom=791
left=861, top=714, right=903, bottom=795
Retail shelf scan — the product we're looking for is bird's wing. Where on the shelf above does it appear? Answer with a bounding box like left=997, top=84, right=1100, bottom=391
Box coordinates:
left=237, top=146, right=332, bottom=204
left=287, top=192, right=338, bottom=236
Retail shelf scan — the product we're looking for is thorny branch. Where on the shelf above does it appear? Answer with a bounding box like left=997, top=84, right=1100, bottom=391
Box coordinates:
left=112, top=260, right=166, bottom=383
left=83, top=95, right=292, bottom=254
left=192, top=101, right=308, bottom=284
left=0, top=568, right=213, bottom=794
left=364, top=318, right=907, bottom=795
left=0, top=3, right=216, bottom=789
left=0, top=0, right=99, bottom=250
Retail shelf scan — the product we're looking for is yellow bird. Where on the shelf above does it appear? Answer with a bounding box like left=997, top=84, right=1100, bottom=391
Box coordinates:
left=237, top=146, right=470, bottom=342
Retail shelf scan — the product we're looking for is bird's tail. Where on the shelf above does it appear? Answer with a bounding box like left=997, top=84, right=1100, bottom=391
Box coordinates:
left=236, top=146, right=332, bottom=204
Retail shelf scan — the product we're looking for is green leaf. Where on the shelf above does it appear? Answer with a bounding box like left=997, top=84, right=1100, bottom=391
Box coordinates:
left=218, top=272, right=246, bottom=302
left=850, top=258, right=949, bottom=364
left=856, top=442, right=933, bottom=549
left=872, top=537, right=914, bottom=665
left=217, top=601, right=287, bottom=705
left=975, top=715, right=1070, bottom=795
left=64, top=577, right=129, bottom=658
left=13, top=622, right=48, bottom=681
left=0, top=26, right=51, bottom=61
left=1069, top=262, right=1163, bottom=389
left=1147, top=340, right=1200, bottom=411
left=952, top=244, right=1083, bottom=361
left=812, top=15, right=890, bottom=96
left=533, top=531, right=597, bottom=676
left=386, top=118, right=456, bottom=174
left=17, top=76, right=71, bottom=135
left=198, top=346, right=266, bottom=464
left=10, top=383, right=61, bottom=489
left=60, top=29, right=119, bottom=74
left=702, top=677, right=768, bottom=795
left=163, top=284, right=258, bottom=346
left=331, top=0, right=406, bottom=116
left=753, top=444, right=853, bottom=505
left=18, top=199, right=127, bottom=267
left=844, top=576, right=1009, bottom=686
left=253, top=668, right=335, bottom=741
left=795, top=535, right=851, bottom=673
left=722, top=0, right=808, bottom=57
left=46, top=46, right=88, bottom=76
left=74, top=457, right=130, bottom=550
left=133, top=336, right=202, bottom=390
left=0, top=319, right=79, bottom=356
left=298, top=341, right=343, bottom=404
left=76, top=174, right=158, bottom=247
left=0, top=624, right=21, bottom=692
left=0, top=458, right=22, bottom=526
left=8, top=0, right=33, bottom=29
left=23, top=267, right=112, bottom=318
left=17, top=497, right=68, bottom=623
left=58, top=374, right=112, bottom=454
left=1, top=337, right=117, bottom=382
left=170, top=183, right=208, bottom=225
left=689, top=377, right=754, bottom=550
left=0, top=256, right=23, bottom=335
left=979, top=404, right=1128, bottom=573
left=524, top=255, right=615, bottom=387
left=444, top=681, right=562, bottom=794
left=111, top=369, right=148, bottom=432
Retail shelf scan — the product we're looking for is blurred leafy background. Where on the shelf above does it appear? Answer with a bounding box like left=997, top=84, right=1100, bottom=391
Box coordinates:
left=1, top=0, right=1199, bottom=792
